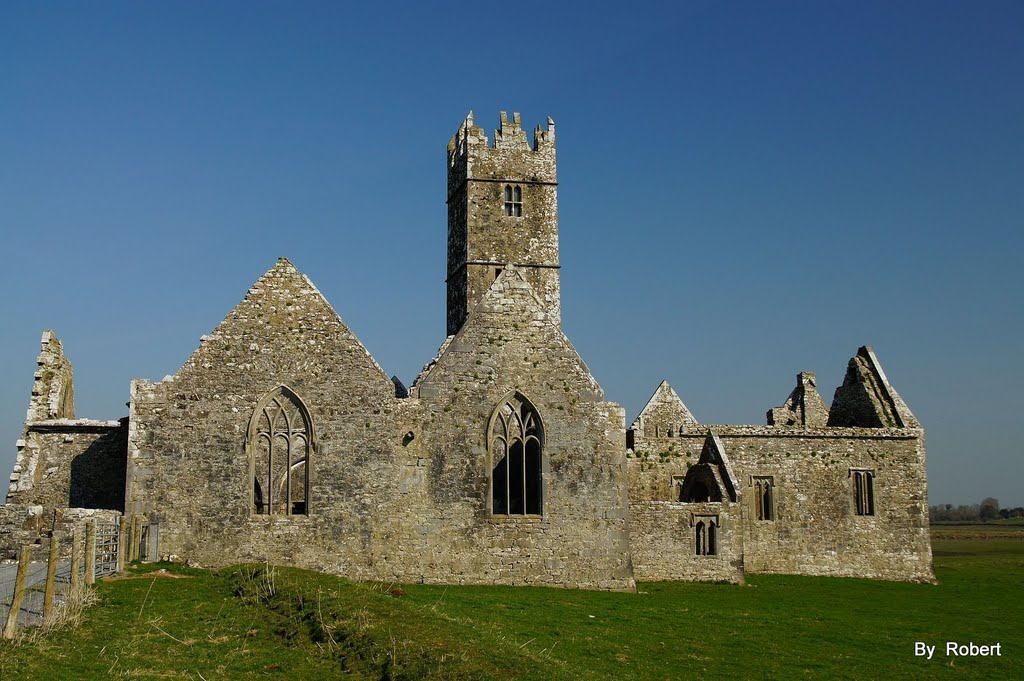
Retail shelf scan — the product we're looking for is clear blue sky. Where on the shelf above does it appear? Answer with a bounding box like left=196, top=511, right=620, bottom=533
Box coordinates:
left=1, top=1, right=1021, bottom=507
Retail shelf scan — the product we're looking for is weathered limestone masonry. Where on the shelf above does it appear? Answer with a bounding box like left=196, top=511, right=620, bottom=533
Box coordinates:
left=3, top=111, right=931, bottom=588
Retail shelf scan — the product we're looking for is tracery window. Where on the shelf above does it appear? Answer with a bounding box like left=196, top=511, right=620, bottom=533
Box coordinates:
left=248, top=386, right=312, bottom=516
left=695, top=516, right=718, bottom=556
left=753, top=476, right=774, bottom=521
left=503, top=184, right=523, bottom=217
left=490, top=393, right=542, bottom=515
left=851, top=469, right=875, bottom=516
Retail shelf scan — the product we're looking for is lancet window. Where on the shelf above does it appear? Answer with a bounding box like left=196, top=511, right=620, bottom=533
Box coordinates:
left=695, top=516, right=718, bottom=556
left=249, top=386, right=312, bottom=516
left=754, top=476, right=774, bottom=521
left=490, top=393, right=543, bottom=515
left=851, top=469, right=875, bottom=516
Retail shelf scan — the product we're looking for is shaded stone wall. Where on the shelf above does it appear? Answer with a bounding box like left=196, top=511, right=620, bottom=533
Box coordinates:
left=7, top=420, right=127, bottom=510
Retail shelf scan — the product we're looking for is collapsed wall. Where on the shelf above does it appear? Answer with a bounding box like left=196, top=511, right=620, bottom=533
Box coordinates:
left=6, top=331, right=127, bottom=512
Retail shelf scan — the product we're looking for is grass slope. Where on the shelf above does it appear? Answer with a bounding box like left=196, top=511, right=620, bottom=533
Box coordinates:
left=1, top=527, right=1020, bottom=680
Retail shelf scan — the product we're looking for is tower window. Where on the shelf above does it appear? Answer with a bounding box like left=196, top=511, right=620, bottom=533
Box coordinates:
left=504, top=185, right=523, bottom=217
left=851, top=469, right=875, bottom=516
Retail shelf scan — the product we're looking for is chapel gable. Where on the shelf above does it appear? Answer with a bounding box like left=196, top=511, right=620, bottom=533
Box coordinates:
left=678, top=431, right=739, bottom=503
left=629, top=380, right=698, bottom=442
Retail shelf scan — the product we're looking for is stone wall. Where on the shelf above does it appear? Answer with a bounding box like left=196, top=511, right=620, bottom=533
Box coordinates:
left=125, top=259, right=634, bottom=590
left=629, top=425, right=933, bottom=582
left=7, top=420, right=127, bottom=510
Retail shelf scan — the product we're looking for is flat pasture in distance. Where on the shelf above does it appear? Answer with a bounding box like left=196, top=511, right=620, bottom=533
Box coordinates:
left=0, top=526, right=1020, bottom=680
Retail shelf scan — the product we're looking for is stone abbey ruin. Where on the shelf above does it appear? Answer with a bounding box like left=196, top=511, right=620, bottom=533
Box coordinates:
left=3, top=112, right=933, bottom=588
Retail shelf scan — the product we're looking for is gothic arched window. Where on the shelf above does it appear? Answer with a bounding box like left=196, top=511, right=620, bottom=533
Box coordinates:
left=490, top=393, right=542, bottom=515
left=248, top=386, right=313, bottom=516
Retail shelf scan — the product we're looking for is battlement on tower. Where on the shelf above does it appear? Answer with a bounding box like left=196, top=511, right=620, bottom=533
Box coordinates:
left=447, top=111, right=556, bottom=190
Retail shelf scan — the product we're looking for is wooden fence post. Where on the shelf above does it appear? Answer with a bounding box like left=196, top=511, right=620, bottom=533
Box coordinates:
left=117, top=516, right=128, bottom=572
left=43, top=531, right=59, bottom=619
left=85, top=520, right=96, bottom=586
left=131, top=516, right=141, bottom=562
left=70, top=525, right=82, bottom=591
left=2, top=545, right=32, bottom=639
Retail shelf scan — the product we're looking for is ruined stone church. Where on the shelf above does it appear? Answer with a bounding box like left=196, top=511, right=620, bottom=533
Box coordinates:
left=4, top=112, right=934, bottom=588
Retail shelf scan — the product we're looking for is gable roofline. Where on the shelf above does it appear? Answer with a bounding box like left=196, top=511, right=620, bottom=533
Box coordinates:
left=164, top=257, right=390, bottom=385
left=630, top=379, right=698, bottom=430
left=412, top=266, right=603, bottom=397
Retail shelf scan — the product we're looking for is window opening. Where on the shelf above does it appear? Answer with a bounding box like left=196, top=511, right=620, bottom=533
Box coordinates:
left=694, top=516, right=718, bottom=556
left=504, top=184, right=523, bottom=217
left=754, top=476, right=774, bottom=521
left=852, top=469, right=875, bottom=516
left=249, top=387, right=312, bottom=516
left=491, top=393, right=543, bottom=515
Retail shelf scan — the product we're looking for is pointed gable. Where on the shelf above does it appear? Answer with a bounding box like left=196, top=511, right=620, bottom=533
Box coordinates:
left=630, top=380, right=698, bottom=437
left=170, top=257, right=391, bottom=391
left=413, top=266, right=603, bottom=398
left=679, top=430, right=740, bottom=503
left=827, top=346, right=919, bottom=428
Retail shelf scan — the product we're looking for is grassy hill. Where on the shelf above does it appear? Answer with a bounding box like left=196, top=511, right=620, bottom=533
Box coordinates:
left=1, top=525, right=1020, bottom=679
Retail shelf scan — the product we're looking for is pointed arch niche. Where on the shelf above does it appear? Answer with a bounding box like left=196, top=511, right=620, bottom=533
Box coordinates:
left=489, top=392, right=544, bottom=516
left=247, top=386, right=314, bottom=516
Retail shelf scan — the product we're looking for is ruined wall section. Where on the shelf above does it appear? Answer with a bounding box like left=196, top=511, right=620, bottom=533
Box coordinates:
left=630, top=433, right=744, bottom=582
left=767, top=372, right=829, bottom=426
left=26, top=330, right=75, bottom=422
left=7, top=331, right=127, bottom=510
left=0, top=505, right=121, bottom=561
left=8, top=420, right=127, bottom=510
left=410, top=267, right=634, bottom=590
left=125, top=257, right=403, bottom=574
left=828, top=346, right=919, bottom=428
left=629, top=425, right=932, bottom=582
left=447, top=111, right=559, bottom=336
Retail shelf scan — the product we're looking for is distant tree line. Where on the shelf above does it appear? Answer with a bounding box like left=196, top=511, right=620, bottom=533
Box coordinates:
left=929, top=498, right=1023, bottom=521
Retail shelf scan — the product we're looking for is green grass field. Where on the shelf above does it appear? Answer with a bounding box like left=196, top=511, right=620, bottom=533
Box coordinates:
left=1, top=524, right=1020, bottom=679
